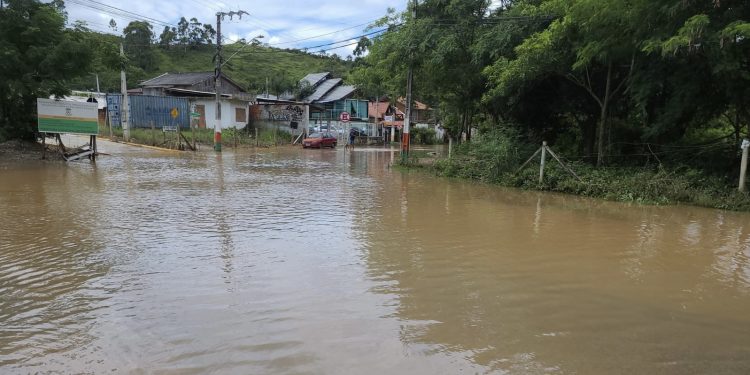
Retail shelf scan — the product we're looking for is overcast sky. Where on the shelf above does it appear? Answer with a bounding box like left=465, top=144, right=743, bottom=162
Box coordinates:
left=65, top=0, right=408, bottom=57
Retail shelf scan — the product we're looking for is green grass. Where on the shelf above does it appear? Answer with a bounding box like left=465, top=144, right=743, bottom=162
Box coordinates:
left=100, top=125, right=292, bottom=149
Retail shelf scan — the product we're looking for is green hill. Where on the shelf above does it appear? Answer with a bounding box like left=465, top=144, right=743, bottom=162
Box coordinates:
left=70, top=32, right=353, bottom=95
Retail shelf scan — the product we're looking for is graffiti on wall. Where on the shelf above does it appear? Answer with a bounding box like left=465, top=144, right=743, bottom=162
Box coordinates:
left=258, top=104, right=304, bottom=122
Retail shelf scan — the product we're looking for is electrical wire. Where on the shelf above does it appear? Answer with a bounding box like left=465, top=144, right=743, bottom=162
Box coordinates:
left=68, top=0, right=174, bottom=27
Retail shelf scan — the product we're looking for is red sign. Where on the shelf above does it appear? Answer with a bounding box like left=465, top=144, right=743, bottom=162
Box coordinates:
left=340, top=112, right=351, bottom=122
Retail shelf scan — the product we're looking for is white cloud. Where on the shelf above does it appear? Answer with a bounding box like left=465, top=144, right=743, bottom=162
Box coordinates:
left=65, top=0, right=405, bottom=57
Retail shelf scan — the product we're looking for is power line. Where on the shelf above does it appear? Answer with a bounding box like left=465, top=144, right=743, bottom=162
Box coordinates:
left=66, top=0, right=174, bottom=27
left=266, top=18, right=384, bottom=47
left=244, top=15, right=306, bottom=42
left=81, top=0, right=174, bottom=26
left=228, top=27, right=392, bottom=54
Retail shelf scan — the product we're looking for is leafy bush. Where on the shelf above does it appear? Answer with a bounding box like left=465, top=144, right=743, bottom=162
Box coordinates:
left=410, top=127, right=437, bottom=145
left=429, top=129, right=750, bottom=211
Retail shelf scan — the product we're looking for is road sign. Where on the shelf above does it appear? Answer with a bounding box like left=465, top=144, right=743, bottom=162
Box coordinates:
left=170, top=107, right=179, bottom=119
left=190, top=112, right=200, bottom=118
left=37, top=98, right=98, bottom=135
left=339, top=111, right=350, bottom=122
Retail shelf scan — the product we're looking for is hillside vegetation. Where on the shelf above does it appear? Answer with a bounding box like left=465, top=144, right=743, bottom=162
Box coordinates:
left=69, top=37, right=353, bottom=95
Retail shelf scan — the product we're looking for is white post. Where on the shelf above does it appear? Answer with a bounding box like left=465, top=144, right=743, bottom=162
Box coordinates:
left=539, top=141, right=547, bottom=184
left=740, top=139, right=749, bottom=192
left=120, top=43, right=129, bottom=142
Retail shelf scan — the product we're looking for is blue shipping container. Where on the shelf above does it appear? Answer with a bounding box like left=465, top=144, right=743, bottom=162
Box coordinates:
left=106, top=94, right=190, bottom=129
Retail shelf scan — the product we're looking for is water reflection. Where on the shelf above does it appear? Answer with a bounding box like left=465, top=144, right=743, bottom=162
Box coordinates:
left=0, top=162, right=111, bottom=368
left=362, top=167, right=750, bottom=374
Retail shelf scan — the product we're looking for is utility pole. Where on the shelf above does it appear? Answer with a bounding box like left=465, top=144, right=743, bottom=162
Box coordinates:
left=214, top=10, right=248, bottom=152
left=93, top=73, right=100, bottom=93
left=214, top=13, right=223, bottom=152
left=120, top=43, right=130, bottom=142
left=740, top=139, right=749, bottom=192
left=401, top=0, right=417, bottom=162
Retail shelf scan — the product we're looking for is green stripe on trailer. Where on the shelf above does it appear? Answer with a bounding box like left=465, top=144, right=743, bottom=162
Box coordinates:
left=38, top=118, right=98, bottom=135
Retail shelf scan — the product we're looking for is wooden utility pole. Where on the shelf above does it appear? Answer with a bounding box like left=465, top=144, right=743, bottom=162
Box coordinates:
left=740, top=139, right=749, bottom=192
left=401, top=0, right=417, bottom=162
left=214, top=10, right=249, bottom=153
left=120, top=43, right=130, bottom=141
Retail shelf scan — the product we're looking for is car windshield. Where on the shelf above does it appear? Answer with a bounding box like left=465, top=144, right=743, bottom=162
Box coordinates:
left=308, top=133, right=322, bottom=138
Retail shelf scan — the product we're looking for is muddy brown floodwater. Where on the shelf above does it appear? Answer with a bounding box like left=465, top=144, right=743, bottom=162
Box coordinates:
left=1, top=140, right=750, bottom=374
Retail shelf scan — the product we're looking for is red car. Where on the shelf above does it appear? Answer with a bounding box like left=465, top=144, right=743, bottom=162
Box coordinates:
left=302, top=132, right=337, bottom=148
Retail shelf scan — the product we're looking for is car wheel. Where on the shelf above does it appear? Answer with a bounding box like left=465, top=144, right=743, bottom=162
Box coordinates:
left=331, top=143, right=336, bottom=148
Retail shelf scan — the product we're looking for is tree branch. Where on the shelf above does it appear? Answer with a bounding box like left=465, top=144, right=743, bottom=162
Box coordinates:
left=566, top=73, right=604, bottom=108
left=612, top=52, right=636, bottom=97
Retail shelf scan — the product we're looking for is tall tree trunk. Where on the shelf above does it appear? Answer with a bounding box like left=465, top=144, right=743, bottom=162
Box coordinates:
left=735, top=110, right=742, bottom=144
left=583, top=120, right=596, bottom=163
left=458, top=111, right=465, bottom=144
left=596, top=62, right=613, bottom=167
left=465, top=109, right=472, bottom=143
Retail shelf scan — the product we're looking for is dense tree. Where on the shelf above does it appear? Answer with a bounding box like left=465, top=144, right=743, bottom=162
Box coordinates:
left=158, top=26, right=177, bottom=48
left=123, top=20, right=155, bottom=71
left=0, top=0, right=93, bottom=140
left=353, top=0, right=750, bottom=169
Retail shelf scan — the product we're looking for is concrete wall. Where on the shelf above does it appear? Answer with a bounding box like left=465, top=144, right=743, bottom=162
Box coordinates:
left=191, top=98, right=248, bottom=130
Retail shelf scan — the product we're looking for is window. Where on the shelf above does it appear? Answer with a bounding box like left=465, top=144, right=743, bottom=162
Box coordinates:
left=235, top=107, right=246, bottom=123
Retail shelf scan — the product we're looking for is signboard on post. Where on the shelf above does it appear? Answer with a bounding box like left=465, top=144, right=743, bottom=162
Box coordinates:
left=37, top=98, right=98, bottom=135
left=340, top=111, right=351, bottom=123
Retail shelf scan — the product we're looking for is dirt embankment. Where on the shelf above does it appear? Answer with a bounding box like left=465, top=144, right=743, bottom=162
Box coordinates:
left=0, top=139, right=63, bottom=162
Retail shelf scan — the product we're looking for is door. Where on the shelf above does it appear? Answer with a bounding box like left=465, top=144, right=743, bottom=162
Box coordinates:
left=321, top=133, right=333, bottom=147
left=196, top=105, right=206, bottom=128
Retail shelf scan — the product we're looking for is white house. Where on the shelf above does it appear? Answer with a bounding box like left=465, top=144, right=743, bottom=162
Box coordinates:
left=189, top=96, right=250, bottom=130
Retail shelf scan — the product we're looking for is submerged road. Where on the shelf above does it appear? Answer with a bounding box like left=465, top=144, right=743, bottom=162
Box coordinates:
left=1, top=141, right=750, bottom=374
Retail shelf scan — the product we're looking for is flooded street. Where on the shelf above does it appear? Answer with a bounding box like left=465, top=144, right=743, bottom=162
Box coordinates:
left=1, top=141, right=750, bottom=374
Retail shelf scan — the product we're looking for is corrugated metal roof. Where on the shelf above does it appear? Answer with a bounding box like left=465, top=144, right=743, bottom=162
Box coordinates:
left=164, top=87, right=233, bottom=98
left=305, top=78, right=341, bottom=102
left=300, top=72, right=330, bottom=87
left=318, top=85, right=356, bottom=103
left=141, top=72, right=214, bottom=87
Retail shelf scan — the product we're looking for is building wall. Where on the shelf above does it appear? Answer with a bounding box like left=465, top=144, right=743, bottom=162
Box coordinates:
left=191, top=77, right=243, bottom=95
left=249, top=103, right=309, bottom=135
left=191, top=98, right=248, bottom=130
